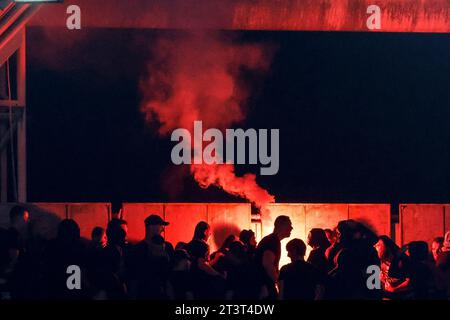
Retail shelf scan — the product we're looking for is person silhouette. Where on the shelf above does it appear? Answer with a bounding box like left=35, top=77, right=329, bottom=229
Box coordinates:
left=307, top=228, right=331, bottom=273
left=255, top=215, right=293, bottom=299
left=279, top=238, right=325, bottom=300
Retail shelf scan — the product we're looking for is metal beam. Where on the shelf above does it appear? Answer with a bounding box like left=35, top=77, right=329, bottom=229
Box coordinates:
left=0, top=113, right=19, bottom=152
left=0, top=100, right=21, bottom=107
left=0, top=3, right=36, bottom=202
left=0, top=25, right=21, bottom=67
left=28, top=0, right=450, bottom=33
left=0, top=3, right=40, bottom=68
left=16, top=29, right=25, bottom=202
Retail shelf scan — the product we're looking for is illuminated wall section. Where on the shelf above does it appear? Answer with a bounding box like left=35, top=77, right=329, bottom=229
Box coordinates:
left=446, top=205, right=450, bottom=234
left=207, top=203, right=251, bottom=253
left=164, top=203, right=207, bottom=249
left=1, top=202, right=111, bottom=240
left=124, top=203, right=251, bottom=253
left=348, top=204, right=391, bottom=236
left=262, top=203, right=390, bottom=266
left=305, top=204, right=348, bottom=233
left=0, top=202, right=251, bottom=246
left=67, top=203, right=111, bottom=239
left=0, top=203, right=390, bottom=249
left=399, top=204, right=447, bottom=246
left=3, top=202, right=450, bottom=259
left=0, top=203, right=67, bottom=239
left=262, top=204, right=306, bottom=267
left=122, top=203, right=164, bottom=243
left=30, top=203, right=67, bottom=239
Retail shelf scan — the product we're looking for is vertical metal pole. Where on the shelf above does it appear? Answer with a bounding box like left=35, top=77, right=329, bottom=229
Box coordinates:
left=0, top=124, right=7, bottom=202
left=17, top=29, right=26, bottom=202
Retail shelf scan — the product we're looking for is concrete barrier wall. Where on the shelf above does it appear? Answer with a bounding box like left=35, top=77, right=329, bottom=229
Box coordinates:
left=0, top=203, right=110, bottom=239
left=262, top=204, right=307, bottom=267
left=0, top=203, right=68, bottom=239
left=123, top=203, right=251, bottom=253
left=0, top=202, right=251, bottom=249
left=262, top=203, right=390, bottom=240
left=0, top=203, right=391, bottom=252
left=30, top=203, right=68, bottom=239
left=68, top=203, right=111, bottom=239
left=399, top=204, right=449, bottom=246
left=207, top=203, right=251, bottom=253
left=262, top=203, right=390, bottom=266
left=5, top=202, right=450, bottom=265
left=164, top=204, right=208, bottom=249
left=349, top=204, right=391, bottom=237
left=122, top=203, right=164, bottom=243
left=446, top=205, right=450, bottom=234
left=5, top=202, right=450, bottom=266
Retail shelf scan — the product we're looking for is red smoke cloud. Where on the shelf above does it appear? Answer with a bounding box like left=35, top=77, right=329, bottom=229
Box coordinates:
left=191, top=163, right=275, bottom=208
left=140, top=31, right=275, bottom=208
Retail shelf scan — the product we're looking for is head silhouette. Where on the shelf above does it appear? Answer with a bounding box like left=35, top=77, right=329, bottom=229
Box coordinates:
left=106, top=219, right=128, bottom=246
left=324, top=228, right=336, bottom=244
left=286, top=238, right=306, bottom=262
left=239, top=229, right=256, bottom=247
left=9, top=205, right=29, bottom=230
left=193, top=221, right=211, bottom=242
left=274, top=215, right=293, bottom=240
left=91, top=226, right=107, bottom=247
left=431, top=237, right=444, bottom=261
left=307, top=228, right=331, bottom=249
left=57, top=219, right=80, bottom=244
left=144, top=214, right=169, bottom=239
left=220, top=235, right=238, bottom=252
left=374, top=235, right=399, bottom=262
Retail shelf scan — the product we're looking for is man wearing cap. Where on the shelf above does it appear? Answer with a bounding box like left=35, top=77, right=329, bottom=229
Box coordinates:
left=137, top=214, right=174, bottom=258
left=129, top=214, right=174, bottom=299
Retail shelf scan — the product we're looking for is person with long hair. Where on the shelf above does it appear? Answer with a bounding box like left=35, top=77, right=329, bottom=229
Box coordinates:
left=374, top=235, right=411, bottom=299
left=307, top=228, right=331, bottom=273
left=186, top=221, right=225, bottom=299
left=187, top=221, right=223, bottom=271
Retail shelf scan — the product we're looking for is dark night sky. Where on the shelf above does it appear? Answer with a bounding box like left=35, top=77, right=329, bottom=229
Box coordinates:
left=26, top=28, right=450, bottom=204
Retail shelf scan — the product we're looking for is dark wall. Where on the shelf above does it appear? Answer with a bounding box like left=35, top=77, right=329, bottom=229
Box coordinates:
left=26, top=29, right=450, bottom=203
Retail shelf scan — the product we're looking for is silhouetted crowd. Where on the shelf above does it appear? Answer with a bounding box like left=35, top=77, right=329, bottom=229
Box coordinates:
left=1, top=205, right=450, bottom=300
